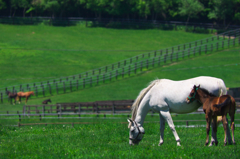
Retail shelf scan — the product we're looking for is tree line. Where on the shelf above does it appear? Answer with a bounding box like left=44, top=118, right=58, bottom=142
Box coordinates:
left=0, top=0, right=240, bottom=25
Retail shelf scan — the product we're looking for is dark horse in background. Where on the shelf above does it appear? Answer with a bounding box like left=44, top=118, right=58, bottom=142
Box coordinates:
left=42, top=99, right=51, bottom=104
left=17, top=91, right=35, bottom=104
left=6, top=91, right=18, bottom=105
left=186, top=85, right=236, bottom=146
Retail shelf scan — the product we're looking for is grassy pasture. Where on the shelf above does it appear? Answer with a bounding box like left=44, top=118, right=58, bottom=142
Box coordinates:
left=1, top=117, right=240, bottom=159
left=0, top=24, right=213, bottom=88
left=0, top=24, right=240, bottom=158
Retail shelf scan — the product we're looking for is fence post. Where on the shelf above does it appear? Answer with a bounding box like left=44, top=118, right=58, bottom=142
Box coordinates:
left=56, top=83, right=58, bottom=94
left=49, top=84, right=52, bottom=95
left=76, top=80, right=78, bottom=90
left=70, top=81, right=72, bottom=91
left=1, top=93, right=2, bottom=103
left=42, top=106, right=45, bottom=117
left=134, top=63, right=137, bottom=74
left=63, top=82, right=66, bottom=93
left=97, top=75, right=99, bottom=84
left=42, top=85, right=45, bottom=97
left=78, top=104, right=81, bottom=117
left=146, top=59, right=149, bottom=69
left=122, top=68, right=124, bottom=78
left=128, top=66, right=131, bottom=76
left=112, top=103, right=115, bottom=115
left=116, top=70, right=118, bottom=80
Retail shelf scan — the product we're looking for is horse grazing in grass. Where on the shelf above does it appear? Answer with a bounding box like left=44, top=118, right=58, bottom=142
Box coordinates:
left=42, top=99, right=51, bottom=104
left=17, top=91, right=35, bottom=104
left=128, top=76, right=227, bottom=146
left=186, top=85, right=236, bottom=146
left=6, top=91, right=18, bottom=105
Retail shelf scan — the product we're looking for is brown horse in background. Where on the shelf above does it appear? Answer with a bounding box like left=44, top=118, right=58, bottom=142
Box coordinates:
left=17, top=91, right=34, bottom=104
left=186, top=85, right=236, bottom=146
left=42, top=99, right=51, bottom=104
left=6, top=91, right=18, bottom=105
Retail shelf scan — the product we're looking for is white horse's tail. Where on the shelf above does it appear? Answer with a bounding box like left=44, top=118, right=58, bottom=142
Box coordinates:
left=218, top=79, right=227, bottom=96
left=128, top=79, right=160, bottom=128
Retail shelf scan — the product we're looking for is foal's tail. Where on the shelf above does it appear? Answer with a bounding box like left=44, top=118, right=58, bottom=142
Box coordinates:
left=214, top=96, right=231, bottom=108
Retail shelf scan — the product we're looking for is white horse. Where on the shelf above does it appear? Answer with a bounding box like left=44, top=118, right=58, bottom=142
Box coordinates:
left=128, top=76, right=228, bottom=146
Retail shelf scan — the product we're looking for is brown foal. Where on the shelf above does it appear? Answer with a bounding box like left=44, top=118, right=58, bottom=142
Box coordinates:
left=186, top=85, right=236, bottom=146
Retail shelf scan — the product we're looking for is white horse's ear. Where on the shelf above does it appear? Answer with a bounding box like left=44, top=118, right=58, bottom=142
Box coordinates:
left=127, top=118, right=133, bottom=123
left=139, top=127, right=145, bottom=134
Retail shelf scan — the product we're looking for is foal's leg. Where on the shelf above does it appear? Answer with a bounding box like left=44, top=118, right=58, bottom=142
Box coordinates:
left=158, top=114, right=165, bottom=146
left=160, top=110, right=181, bottom=146
left=211, top=116, right=218, bottom=146
left=230, top=114, right=236, bottom=144
left=205, top=114, right=212, bottom=146
left=222, top=115, right=228, bottom=146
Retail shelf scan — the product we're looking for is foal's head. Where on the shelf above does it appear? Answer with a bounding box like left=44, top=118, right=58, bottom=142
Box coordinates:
left=186, top=85, right=214, bottom=104
left=186, top=85, right=200, bottom=104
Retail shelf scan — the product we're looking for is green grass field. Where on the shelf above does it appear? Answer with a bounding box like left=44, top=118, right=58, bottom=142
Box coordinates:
left=0, top=24, right=239, bottom=111
left=0, top=24, right=213, bottom=88
left=0, top=24, right=240, bottom=158
left=1, top=118, right=240, bottom=159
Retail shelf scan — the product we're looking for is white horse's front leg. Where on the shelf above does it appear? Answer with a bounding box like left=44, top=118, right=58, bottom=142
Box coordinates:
left=158, top=114, right=165, bottom=146
left=160, top=110, right=181, bottom=146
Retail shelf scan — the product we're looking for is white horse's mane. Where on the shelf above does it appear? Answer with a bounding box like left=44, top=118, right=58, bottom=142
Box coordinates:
left=128, top=79, right=161, bottom=128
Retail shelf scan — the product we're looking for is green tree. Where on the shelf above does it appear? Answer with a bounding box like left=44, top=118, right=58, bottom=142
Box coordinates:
left=26, top=0, right=45, bottom=17
left=179, top=0, right=204, bottom=25
left=137, top=0, right=151, bottom=19
left=80, top=0, right=108, bottom=19
left=151, top=0, right=174, bottom=20
left=18, top=0, right=31, bottom=17
left=0, top=0, right=6, bottom=11
left=10, top=0, right=19, bottom=17
left=208, top=0, right=235, bottom=26
left=43, top=0, right=60, bottom=18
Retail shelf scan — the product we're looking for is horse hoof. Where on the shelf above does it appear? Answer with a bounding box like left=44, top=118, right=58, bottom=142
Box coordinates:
left=158, top=142, right=163, bottom=146
left=224, top=142, right=227, bottom=146
left=177, top=142, right=181, bottom=146
left=215, top=141, right=218, bottom=146
left=233, top=142, right=236, bottom=145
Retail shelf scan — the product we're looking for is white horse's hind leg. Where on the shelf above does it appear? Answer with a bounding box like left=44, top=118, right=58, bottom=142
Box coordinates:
left=160, top=110, right=181, bottom=146
left=158, top=114, right=165, bottom=146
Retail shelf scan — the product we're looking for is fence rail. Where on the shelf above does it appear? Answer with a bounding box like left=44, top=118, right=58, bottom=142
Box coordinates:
left=1, top=28, right=240, bottom=102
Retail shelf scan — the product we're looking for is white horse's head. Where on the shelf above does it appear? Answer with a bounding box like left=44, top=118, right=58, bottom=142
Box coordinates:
left=128, top=119, right=145, bottom=145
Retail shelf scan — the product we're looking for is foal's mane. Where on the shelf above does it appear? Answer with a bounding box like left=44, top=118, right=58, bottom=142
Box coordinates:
left=198, top=87, right=216, bottom=97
